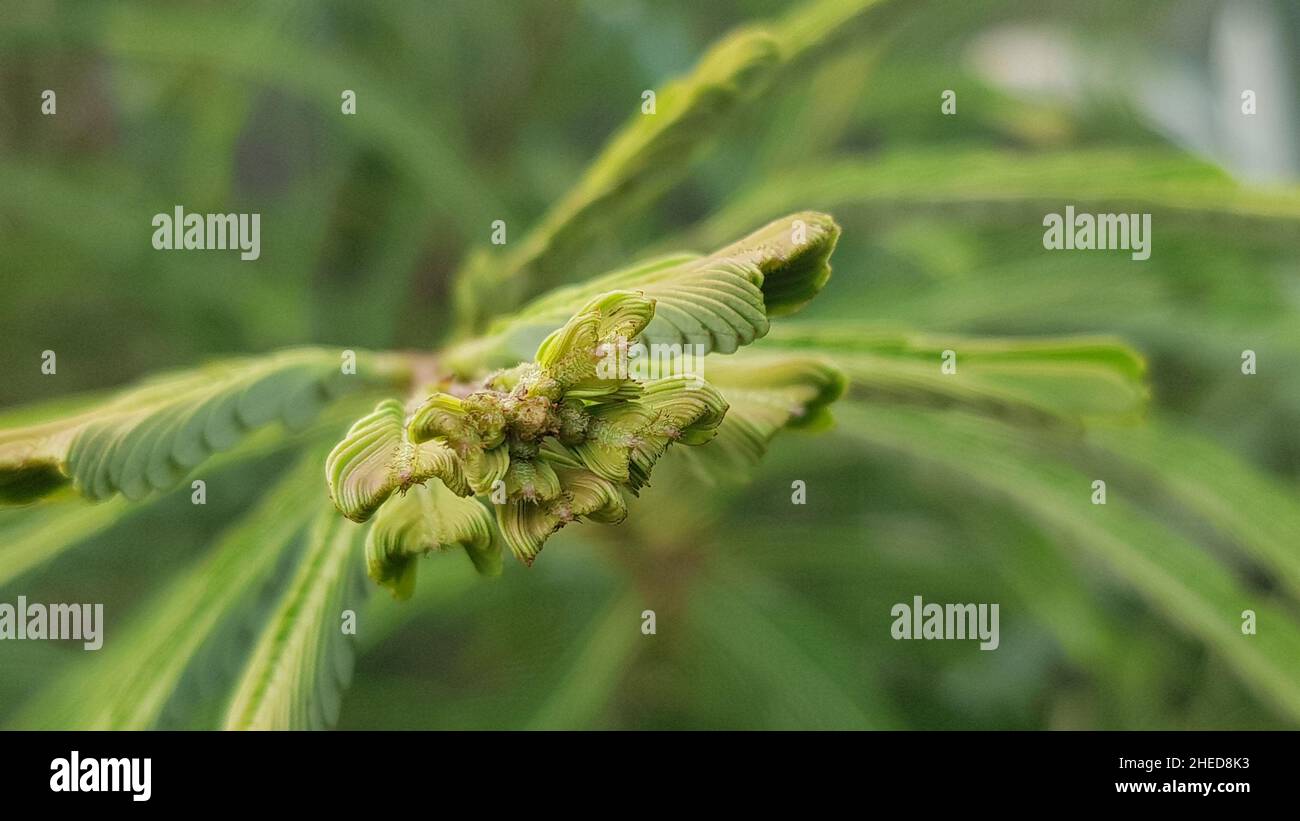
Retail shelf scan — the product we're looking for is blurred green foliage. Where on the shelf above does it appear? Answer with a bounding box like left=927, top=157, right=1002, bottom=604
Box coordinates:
left=2, top=0, right=1299, bottom=729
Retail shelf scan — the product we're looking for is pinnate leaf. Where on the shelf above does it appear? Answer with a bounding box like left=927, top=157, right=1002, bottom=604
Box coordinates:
left=326, top=398, right=468, bottom=523
left=365, top=480, right=500, bottom=599
left=0, top=348, right=395, bottom=506
left=452, top=213, right=841, bottom=373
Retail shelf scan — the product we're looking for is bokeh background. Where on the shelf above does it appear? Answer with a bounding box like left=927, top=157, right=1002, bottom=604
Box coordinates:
left=2, top=0, right=1299, bottom=729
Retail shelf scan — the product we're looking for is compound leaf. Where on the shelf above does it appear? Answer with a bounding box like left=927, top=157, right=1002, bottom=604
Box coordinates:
left=451, top=213, right=840, bottom=373
left=0, top=348, right=403, bottom=506
left=768, top=324, right=1148, bottom=425
left=225, top=505, right=368, bottom=730
left=326, top=398, right=468, bottom=523
left=13, top=452, right=325, bottom=729
left=365, top=480, right=499, bottom=600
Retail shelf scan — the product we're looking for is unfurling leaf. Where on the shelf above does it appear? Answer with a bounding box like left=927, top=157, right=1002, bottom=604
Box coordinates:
left=366, top=480, right=499, bottom=599
left=408, top=392, right=507, bottom=455
left=626, top=377, right=729, bottom=490
left=325, top=399, right=468, bottom=523
left=448, top=212, right=841, bottom=372
left=573, top=402, right=659, bottom=484
left=504, top=458, right=563, bottom=502
left=702, top=211, right=840, bottom=318
left=326, top=202, right=848, bottom=582
left=495, top=467, right=627, bottom=566
left=465, top=444, right=511, bottom=494
left=334, top=285, right=743, bottom=573
left=534, top=290, right=656, bottom=395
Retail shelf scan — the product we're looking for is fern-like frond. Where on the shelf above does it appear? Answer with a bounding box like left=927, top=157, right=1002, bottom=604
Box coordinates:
left=449, top=213, right=840, bottom=373
left=12, top=452, right=326, bottom=729
left=0, top=348, right=406, bottom=506
left=689, top=148, right=1300, bottom=251
left=768, top=323, right=1148, bottom=425
left=224, top=506, right=367, bottom=730
left=365, top=480, right=499, bottom=600
left=838, top=404, right=1300, bottom=722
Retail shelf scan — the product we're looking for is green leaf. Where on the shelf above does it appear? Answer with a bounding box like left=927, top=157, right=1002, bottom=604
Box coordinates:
left=365, top=480, right=499, bottom=600
left=451, top=27, right=783, bottom=332
left=0, top=498, right=133, bottom=589
left=639, top=259, right=772, bottom=353
left=1, top=7, right=499, bottom=239
left=775, top=0, right=897, bottom=68
left=408, top=392, right=504, bottom=455
left=625, top=376, right=729, bottom=490
left=525, top=585, right=641, bottom=729
left=690, top=149, right=1300, bottom=250
left=1092, top=421, right=1300, bottom=600
left=12, top=452, right=325, bottom=729
left=464, top=444, right=511, bottom=495
left=0, top=405, right=365, bottom=591
left=533, top=290, right=656, bottom=394
left=674, top=352, right=846, bottom=481
left=484, top=374, right=731, bottom=565
left=448, top=213, right=841, bottom=373
left=326, top=398, right=468, bottom=522
left=503, top=458, right=563, bottom=503
left=768, top=324, right=1148, bottom=424
left=572, top=402, right=657, bottom=484
left=837, top=404, right=1300, bottom=722
left=447, top=0, right=901, bottom=334
left=0, top=348, right=403, bottom=506
left=224, top=505, right=367, bottom=730
left=703, top=210, right=841, bottom=319
left=690, top=566, right=896, bottom=729
left=495, top=467, right=627, bottom=566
